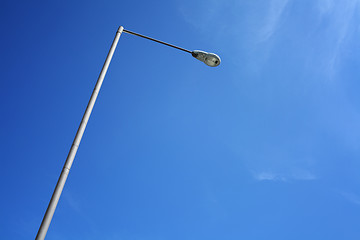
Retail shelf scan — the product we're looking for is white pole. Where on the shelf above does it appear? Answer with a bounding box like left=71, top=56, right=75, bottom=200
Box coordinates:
left=35, top=26, right=124, bottom=240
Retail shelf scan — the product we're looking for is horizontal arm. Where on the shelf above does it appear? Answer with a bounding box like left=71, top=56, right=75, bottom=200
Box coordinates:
left=123, top=29, right=192, bottom=54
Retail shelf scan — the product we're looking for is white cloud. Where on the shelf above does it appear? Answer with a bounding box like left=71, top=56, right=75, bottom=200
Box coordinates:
left=178, top=0, right=223, bottom=32
left=253, top=171, right=287, bottom=181
left=253, top=169, right=316, bottom=182
left=291, top=169, right=317, bottom=181
left=257, top=0, right=289, bottom=42
left=315, top=0, right=360, bottom=75
left=64, top=192, right=81, bottom=213
left=340, top=192, right=360, bottom=205
left=317, top=0, right=335, bottom=15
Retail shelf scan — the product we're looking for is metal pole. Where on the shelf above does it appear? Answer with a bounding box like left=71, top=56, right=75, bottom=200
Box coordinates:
left=35, top=26, right=124, bottom=240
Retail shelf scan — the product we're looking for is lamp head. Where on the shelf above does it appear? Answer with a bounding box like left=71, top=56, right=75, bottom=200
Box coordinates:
left=192, top=50, right=221, bottom=67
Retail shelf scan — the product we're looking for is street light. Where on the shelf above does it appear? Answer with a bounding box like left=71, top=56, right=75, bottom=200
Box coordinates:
left=122, top=28, right=221, bottom=67
left=35, top=26, right=221, bottom=240
left=192, top=50, right=221, bottom=67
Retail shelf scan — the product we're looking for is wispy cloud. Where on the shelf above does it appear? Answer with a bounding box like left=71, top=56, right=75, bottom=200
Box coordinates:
left=253, top=169, right=317, bottom=182
left=179, top=0, right=360, bottom=181
left=178, top=0, right=223, bottom=32
left=253, top=171, right=287, bottom=182
left=340, top=191, right=360, bottom=205
left=63, top=192, right=81, bottom=213
left=257, top=0, right=289, bottom=42
left=315, top=0, right=360, bottom=76
left=317, top=0, right=335, bottom=14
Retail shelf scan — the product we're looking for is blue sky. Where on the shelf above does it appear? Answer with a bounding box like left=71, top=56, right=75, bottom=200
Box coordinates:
left=1, top=0, right=360, bottom=239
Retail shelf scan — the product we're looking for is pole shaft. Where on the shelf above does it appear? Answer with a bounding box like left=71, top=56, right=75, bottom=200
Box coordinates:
left=35, top=26, right=124, bottom=240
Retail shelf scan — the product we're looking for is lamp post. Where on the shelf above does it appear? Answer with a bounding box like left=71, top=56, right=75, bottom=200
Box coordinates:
left=35, top=26, right=220, bottom=240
